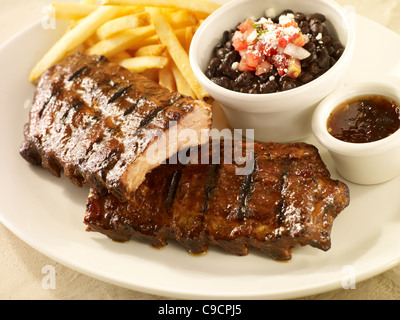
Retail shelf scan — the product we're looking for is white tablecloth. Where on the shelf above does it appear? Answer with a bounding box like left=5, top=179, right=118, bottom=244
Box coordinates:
left=1, top=0, right=400, bottom=300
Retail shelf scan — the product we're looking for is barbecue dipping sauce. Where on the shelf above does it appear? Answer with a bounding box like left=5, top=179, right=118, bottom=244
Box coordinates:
left=327, top=95, right=400, bottom=143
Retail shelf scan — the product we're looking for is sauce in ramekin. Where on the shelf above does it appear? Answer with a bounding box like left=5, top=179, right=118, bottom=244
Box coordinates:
left=327, top=95, right=400, bottom=143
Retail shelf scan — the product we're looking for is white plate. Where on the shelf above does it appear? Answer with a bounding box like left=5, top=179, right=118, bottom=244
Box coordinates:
left=1, top=12, right=400, bottom=300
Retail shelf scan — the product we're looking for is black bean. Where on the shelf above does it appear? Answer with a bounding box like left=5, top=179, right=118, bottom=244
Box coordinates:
left=308, top=63, right=322, bottom=75
left=281, top=79, right=301, bottom=91
left=240, top=86, right=252, bottom=93
left=216, top=48, right=229, bottom=59
left=327, top=45, right=336, bottom=56
left=221, top=30, right=230, bottom=44
left=260, top=80, right=279, bottom=93
left=321, top=35, right=331, bottom=46
left=224, top=50, right=240, bottom=65
left=310, top=19, right=324, bottom=36
left=207, top=58, right=221, bottom=76
left=211, top=77, right=231, bottom=89
left=335, top=48, right=345, bottom=59
left=306, top=13, right=326, bottom=22
left=317, top=55, right=330, bottom=69
left=294, top=12, right=306, bottom=21
left=248, top=87, right=259, bottom=94
left=303, top=41, right=316, bottom=53
left=297, top=72, right=314, bottom=84
left=235, top=72, right=254, bottom=86
left=225, top=40, right=233, bottom=50
left=332, top=39, right=343, bottom=50
left=226, top=68, right=240, bottom=80
left=304, top=52, right=317, bottom=65
left=299, top=20, right=310, bottom=34
left=218, top=63, right=231, bottom=76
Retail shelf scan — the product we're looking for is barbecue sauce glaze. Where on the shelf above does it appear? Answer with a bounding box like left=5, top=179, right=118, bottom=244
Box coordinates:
left=327, top=95, right=400, bottom=143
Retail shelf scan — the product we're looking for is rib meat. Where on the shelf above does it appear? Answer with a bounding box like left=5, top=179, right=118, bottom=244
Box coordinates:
left=84, top=141, right=350, bottom=261
left=20, top=53, right=212, bottom=201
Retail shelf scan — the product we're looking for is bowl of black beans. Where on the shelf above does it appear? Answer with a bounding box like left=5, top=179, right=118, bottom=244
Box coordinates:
left=190, top=0, right=355, bottom=142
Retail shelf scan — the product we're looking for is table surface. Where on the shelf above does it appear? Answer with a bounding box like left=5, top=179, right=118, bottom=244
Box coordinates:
left=1, top=0, right=400, bottom=300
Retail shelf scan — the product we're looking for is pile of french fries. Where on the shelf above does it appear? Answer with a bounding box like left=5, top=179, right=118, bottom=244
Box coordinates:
left=29, top=0, right=221, bottom=100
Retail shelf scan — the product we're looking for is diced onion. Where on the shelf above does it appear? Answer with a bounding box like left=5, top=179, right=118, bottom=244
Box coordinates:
left=284, top=43, right=311, bottom=60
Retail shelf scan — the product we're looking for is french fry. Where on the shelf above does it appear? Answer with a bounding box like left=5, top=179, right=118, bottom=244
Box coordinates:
left=159, top=64, right=176, bottom=92
left=120, top=56, right=169, bottom=73
left=146, top=7, right=209, bottom=100
left=170, top=61, right=195, bottom=98
left=29, top=5, right=121, bottom=82
left=135, top=44, right=165, bottom=57
left=184, top=26, right=195, bottom=53
left=31, top=1, right=215, bottom=102
left=80, top=0, right=97, bottom=4
left=86, top=25, right=156, bottom=57
left=51, top=3, right=99, bottom=21
left=96, top=12, right=151, bottom=39
left=165, top=10, right=198, bottom=29
left=103, top=0, right=220, bottom=15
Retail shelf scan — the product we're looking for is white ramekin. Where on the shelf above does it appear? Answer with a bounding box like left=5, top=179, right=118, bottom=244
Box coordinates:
left=312, top=82, right=400, bottom=185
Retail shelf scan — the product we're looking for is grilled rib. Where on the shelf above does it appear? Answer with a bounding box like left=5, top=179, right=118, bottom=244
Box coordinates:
left=84, top=141, right=350, bottom=261
left=20, top=53, right=212, bottom=201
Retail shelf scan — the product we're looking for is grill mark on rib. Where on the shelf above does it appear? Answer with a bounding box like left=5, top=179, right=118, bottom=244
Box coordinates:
left=124, top=97, right=147, bottom=116
left=108, top=85, right=132, bottom=104
left=135, top=96, right=185, bottom=131
left=138, top=106, right=164, bottom=130
left=68, top=66, right=89, bottom=81
left=166, top=169, right=182, bottom=212
left=202, top=164, right=221, bottom=213
left=38, top=90, right=59, bottom=118
left=61, top=101, right=85, bottom=122
left=236, top=153, right=258, bottom=220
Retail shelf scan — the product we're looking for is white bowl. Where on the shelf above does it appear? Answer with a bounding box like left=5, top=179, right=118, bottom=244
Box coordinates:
left=190, top=0, right=356, bottom=142
left=312, top=82, right=400, bottom=185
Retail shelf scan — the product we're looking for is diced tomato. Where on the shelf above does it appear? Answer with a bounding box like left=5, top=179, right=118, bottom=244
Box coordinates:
left=283, top=20, right=299, bottom=29
left=272, top=54, right=288, bottom=76
left=278, top=36, right=290, bottom=48
left=255, top=60, right=272, bottom=75
left=232, top=37, right=248, bottom=51
left=263, top=44, right=277, bottom=57
left=237, top=18, right=254, bottom=33
left=244, top=52, right=261, bottom=68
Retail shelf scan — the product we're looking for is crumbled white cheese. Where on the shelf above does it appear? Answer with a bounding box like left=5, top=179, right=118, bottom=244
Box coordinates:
left=279, top=13, right=295, bottom=25
left=231, top=62, right=239, bottom=70
left=316, top=33, right=323, bottom=40
left=269, top=75, right=275, bottom=81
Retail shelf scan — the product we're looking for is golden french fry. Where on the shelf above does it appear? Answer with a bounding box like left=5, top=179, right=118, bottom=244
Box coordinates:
left=86, top=25, right=156, bottom=57
left=109, top=50, right=132, bottom=63
left=80, top=0, right=97, bottom=4
left=159, top=65, right=176, bottom=92
left=29, top=5, right=121, bottom=82
left=51, top=3, right=99, bottom=21
left=165, top=10, right=198, bottom=29
left=103, top=0, right=220, bottom=15
left=135, top=44, right=165, bottom=57
left=170, top=61, right=195, bottom=98
left=184, top=26, right=195, bottom=53
left=119, top=56, right=169, bottom=73
left=96, top=12, right=151, bottom=39
left=146, top=7, right=209, bottom=100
